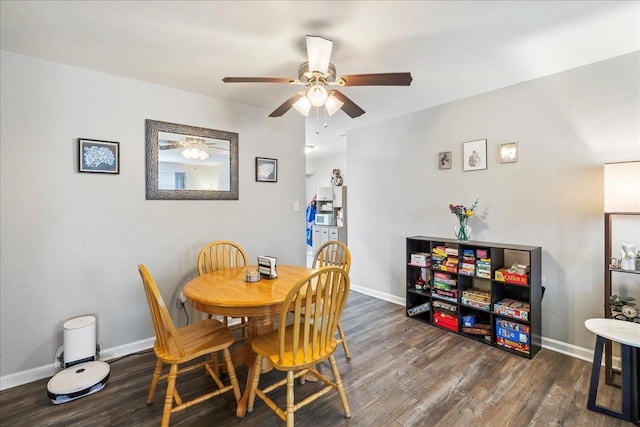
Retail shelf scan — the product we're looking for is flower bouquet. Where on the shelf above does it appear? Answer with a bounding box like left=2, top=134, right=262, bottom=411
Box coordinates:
left=449, top=199, right=478, bottom=241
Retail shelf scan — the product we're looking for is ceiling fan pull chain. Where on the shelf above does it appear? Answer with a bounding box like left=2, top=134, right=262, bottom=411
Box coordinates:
left=315, top=106, right=321, bottom=134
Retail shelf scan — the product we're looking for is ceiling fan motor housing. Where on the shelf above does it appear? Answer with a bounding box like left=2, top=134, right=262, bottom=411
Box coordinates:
left=298, top=62, right=338, bottom=85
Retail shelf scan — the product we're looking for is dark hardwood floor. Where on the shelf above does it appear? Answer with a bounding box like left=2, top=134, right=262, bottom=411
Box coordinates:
left=0, top=291, right=630, bottom=426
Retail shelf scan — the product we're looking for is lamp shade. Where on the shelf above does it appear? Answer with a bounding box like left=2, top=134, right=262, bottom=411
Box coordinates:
left=325, top=94, right=344, bottom=116
left=292, top=96, right=311, bottom=117
left=604, top=161, right=640, bottom=213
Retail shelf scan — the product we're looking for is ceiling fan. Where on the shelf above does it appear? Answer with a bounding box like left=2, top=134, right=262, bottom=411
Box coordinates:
left=159, top=136, right=229, bottom=161
left=222, top=35, right=413, bottom=119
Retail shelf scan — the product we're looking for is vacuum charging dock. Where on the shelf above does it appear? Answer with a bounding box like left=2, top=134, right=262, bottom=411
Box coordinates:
left=47, top=316, right=110, bottom=404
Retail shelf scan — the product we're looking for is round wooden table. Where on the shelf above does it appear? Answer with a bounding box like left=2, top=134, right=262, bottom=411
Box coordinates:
left=183, top=264, right=315, bottom=418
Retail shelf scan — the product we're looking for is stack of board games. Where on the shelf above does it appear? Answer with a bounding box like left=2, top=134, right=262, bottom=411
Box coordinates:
left=407, top=302, right=430, bottom=317
left=433, top=309, right=458, bottom=332
left=409, top=252, right=431, bottom=267
left=496, top=319, right=531, bottom=353
left=432, top=271, right=458, bottom=302
left=494, top=298, right=529, bottom=321
left=432, top=246, right=458, bottom=273
left=462, top=321, right=491, bottom=339
left=494, top=263, right=529, bottom=286
left=432, top=300, right=457, bottom=314
left=461, top=288, right=491, bottom=310
left=476, top=260, right=491, bottom=278
left=460, top=248, right=475, bottom=276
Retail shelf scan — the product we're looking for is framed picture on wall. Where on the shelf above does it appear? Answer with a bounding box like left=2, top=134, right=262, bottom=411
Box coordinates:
left=438, top=151, right=452, bottom=170
left=463, top=139, right=487, bottom=171
left=500, top=142, right=518, bottom=163
left=78, top=138, right=120, bottom=174
left=255, top=157, right=278, bottom=182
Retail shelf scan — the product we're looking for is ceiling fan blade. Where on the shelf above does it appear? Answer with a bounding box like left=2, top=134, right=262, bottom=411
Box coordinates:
left=222, top=77, right=294, bottom=83
left=306, top=35, right=333, bottom=75
left=269, top=92, right=305, bottom=117
left=340, top=72, right=413, bottom=86
left=332, top=90, right=365, bottom=118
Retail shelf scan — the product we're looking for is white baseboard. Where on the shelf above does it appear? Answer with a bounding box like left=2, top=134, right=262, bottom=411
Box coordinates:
left=0, top=337, right=154, bottom=391
left=351, top=283, right=405, bottom=306
left=0, top=286, right=615, bottom=391
left=350, top=283, right=610, bottom=365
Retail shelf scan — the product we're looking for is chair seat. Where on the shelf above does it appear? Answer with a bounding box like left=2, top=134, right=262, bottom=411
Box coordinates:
left=154, top=319, right=234, bottom=364
left=251, top=324, right=338, bottom=371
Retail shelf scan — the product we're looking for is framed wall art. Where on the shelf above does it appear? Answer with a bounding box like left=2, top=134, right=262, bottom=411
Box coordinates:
left=78, top=138, right=120, bottom=174
left=438, top=151, right=452, bottom=170
left=255, top=157, right=277, bottom=182
left=500, top=142, right=518, bottom=163
left=463, top=139, right=487, bottom=171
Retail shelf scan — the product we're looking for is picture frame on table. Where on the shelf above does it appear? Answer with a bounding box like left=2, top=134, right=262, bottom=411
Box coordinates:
left=463, top=139, right=487, bottom=171
left=438, top=151, right=452, bottom=170
left=255, top=157, right=278, bottom=182
left=78, top=138, right=120, bottom=174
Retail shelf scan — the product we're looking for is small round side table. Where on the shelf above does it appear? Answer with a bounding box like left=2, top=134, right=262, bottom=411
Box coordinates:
left=584, top=318, right=640, bottom=425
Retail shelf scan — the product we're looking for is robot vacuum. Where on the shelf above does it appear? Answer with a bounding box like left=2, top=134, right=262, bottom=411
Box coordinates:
left=47, top=361, right=110, bottom=404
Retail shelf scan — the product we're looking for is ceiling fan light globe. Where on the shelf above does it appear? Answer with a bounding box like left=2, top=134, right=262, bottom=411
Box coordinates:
left=292, top=96, right=311, bottom=117
left=306, top=85, right=328, bottom=107
left=325, top=94, right=344, bottom=116
left=199, top=150, right=210, bottom=160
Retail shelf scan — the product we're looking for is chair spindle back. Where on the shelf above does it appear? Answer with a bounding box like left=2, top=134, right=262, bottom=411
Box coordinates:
left=197, top=240, right=247, bottom=275
left=313, top=241, right=351, bottom=273
left=277, top=266, right=350, bottom=365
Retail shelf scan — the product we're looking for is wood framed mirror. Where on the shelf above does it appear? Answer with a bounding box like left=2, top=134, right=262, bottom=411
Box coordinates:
left=145, top=119, right=239, bottom=200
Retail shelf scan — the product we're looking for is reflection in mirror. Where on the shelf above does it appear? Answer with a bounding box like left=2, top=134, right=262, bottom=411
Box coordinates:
left=145, top=120, right=238, bottom=200
left=158, top=132, right=230, bottom=191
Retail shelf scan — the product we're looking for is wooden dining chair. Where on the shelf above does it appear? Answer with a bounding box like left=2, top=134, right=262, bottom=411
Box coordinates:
left=197, top=240, right=248, bottom=338
left=138, top=264, right=241, bottom=427
left=312, top=240, right=352, bottom=360
left=247, top=266, right=351, bottom=426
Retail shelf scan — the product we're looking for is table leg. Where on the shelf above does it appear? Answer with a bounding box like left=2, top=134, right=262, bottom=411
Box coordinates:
left=587, top=335, right=635, bottom=422
left=236, top=315, right=273, bottom=418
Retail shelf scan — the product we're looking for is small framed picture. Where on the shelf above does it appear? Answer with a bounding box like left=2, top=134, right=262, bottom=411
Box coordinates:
left=463, top=139, right=487, bottom=171
left=438, top=151, right=452, bottom=170
left=255, top=157, right=277, bottom=182
left=78, top=138, right=119, bottom=174
left=500, top=142, right=518, bottom=163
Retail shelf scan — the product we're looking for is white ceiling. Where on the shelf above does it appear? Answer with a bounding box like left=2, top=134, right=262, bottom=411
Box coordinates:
left=1, top=1, right=638, bottom=158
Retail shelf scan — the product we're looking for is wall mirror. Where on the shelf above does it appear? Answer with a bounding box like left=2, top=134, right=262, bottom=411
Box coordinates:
left=145, top=119, right=239, bottom=200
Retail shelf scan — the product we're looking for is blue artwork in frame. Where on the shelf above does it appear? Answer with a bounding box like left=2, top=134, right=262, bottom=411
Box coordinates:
left=78, top=138, right=119, bottom=174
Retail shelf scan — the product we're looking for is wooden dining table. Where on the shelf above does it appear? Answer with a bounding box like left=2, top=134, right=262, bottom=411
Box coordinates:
left=183, top=264, right=315, bottom=418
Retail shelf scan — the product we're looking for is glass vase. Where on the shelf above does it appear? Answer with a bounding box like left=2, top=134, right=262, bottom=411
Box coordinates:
left=454, top=217, right=471, bottom=241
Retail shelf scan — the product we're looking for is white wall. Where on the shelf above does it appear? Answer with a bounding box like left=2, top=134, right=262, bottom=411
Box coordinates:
left=347, top=52, right=640, bottom=355
left=0, top=51, right=307, bottom=382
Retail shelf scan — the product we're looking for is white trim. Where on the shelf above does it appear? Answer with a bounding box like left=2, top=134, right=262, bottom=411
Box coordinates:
left=541, top=336, right=620, bottom=369
left=351, top=284, right=618, bottom=367
left=0, top=337, right=154, bottom=391
left=351, top=283, right=405, bottom=306
left=0, top=288, right=620, bottom=391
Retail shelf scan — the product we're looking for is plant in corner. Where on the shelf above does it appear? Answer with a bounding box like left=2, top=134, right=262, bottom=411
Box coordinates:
left=449, top=199, right=478, bottom=241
